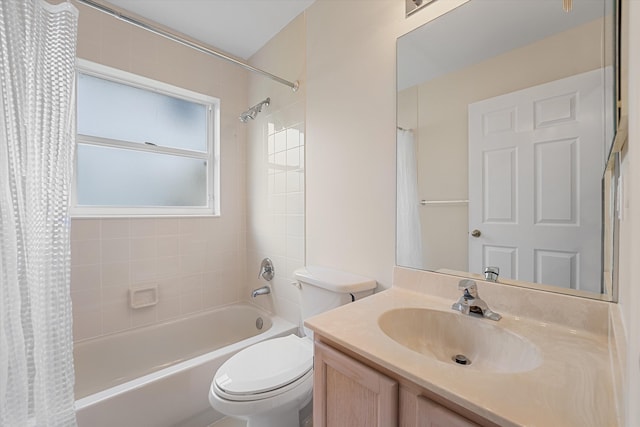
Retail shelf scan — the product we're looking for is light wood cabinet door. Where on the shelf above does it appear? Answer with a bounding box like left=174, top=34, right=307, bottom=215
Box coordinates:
left=314, top=340, right=398, bottom=427
left=401, top=386, right=479, bottom=427
left=416, top=395, right=479, bottom=427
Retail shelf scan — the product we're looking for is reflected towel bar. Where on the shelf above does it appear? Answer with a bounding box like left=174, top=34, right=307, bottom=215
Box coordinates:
left=420, top=199, right=469, bottom=205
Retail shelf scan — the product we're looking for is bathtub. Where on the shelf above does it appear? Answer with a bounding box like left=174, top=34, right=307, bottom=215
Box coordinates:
left=74, top=303, right=298, bottom=427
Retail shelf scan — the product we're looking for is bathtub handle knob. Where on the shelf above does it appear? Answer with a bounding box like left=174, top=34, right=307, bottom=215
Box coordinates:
left=258, top=258, right=275, bottom=281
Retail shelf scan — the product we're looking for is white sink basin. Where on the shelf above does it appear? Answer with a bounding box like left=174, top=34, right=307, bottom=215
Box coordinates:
left=378, top=308, right=542, bottom=373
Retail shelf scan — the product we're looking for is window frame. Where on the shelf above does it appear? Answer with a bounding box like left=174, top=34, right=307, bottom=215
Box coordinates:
left=72, top=59, right=220, bottom=218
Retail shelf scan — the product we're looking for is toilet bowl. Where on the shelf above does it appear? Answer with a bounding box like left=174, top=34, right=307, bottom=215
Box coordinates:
left=208, top=266, right=377, bottom=427
left=208, top=334, right=313, bottom=427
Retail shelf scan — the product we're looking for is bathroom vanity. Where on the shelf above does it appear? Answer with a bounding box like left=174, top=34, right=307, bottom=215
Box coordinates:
left=313, top=339, right=484, bottom=426
left=305, top=268, right=620, bottom=427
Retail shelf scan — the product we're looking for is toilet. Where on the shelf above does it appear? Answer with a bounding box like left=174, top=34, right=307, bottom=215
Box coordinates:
left=208, top=266, right=377, bottom=427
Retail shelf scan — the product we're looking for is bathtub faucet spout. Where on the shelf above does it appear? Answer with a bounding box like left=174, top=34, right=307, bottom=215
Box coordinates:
left=251, top=286, right=271, bottom=298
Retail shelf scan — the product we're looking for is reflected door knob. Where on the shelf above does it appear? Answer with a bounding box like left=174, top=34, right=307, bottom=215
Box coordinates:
left=471, top=229, right=481, bottom=238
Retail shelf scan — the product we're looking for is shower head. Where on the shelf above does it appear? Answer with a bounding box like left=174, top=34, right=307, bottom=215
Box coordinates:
left=239, top=97, right=270, bottom=123
left=239, top=111, right=255, bottom=123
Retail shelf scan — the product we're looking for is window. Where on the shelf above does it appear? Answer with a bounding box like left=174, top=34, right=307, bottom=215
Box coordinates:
left=73, top=60, right=219, bottom=216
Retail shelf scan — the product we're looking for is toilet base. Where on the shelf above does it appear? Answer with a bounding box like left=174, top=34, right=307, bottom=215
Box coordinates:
left=229, top=397, right=310, bottom=427
left=245, top=408, right=298, bottom=427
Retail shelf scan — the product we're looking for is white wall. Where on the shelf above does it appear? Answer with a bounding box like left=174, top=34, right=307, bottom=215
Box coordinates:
left=305, top=0, right=466, bottom=287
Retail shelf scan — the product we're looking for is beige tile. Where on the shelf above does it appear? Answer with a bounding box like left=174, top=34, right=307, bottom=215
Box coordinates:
left=130, top=219, right=156, bottom=238
left=179, top=218, right=203, bottom=236
left=180, top=273, right=203, bottom=294
left=156, top=256, right=180, bottom=279
left=131, top=259, right=158, bottom=283
left=180, top=254, right=204, bottom=276
left=101, top=238, right=130, bottom=264
left=202, top=287, right=223, bottom=309
left=217, top=286, right=239, bottom=306
left=101, top=300, right=130, bottom=335
left=101, top=219, right=130, bottom=239
left=130, top=306, right=157, bottom=328
left=180, top=289, right=203, bottom=314
left=71, top=288, right=101, bottom=311
left=72, top=307, right=102, bottom=342
left=71, top=264, right=101, bottom=291
left=158, top=277, right=181, bottom=299
left=131, top=237, right=157, bottom=260
left=101, top=262, right=130, bottom=287
left=157, top=236, right=179, bottom=257
left=157, top=296, right=181, bottom=322
left=71, top=219, right=100, bottom=241
left=102, top=285, right=128, bottom=306
left=179, top=236, right=206, bottom=256
left=155, top=218, right=179, bottom=235
left=71, top=239, right=100, bottom=266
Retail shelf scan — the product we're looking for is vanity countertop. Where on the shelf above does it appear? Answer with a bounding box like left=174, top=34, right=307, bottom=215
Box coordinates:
left=305, top=278, right=617, bottom=427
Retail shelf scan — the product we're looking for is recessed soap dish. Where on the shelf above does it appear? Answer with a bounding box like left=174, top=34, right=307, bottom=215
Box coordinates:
left=129, top=284, right=159, bottom=309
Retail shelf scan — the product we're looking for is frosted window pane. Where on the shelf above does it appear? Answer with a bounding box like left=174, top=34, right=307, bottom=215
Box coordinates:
left=76, top=144, right=207, bottom=207
left=77, top=73, right=207, bottom=152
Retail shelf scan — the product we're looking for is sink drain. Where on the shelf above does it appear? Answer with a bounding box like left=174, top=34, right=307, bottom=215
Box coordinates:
left=452, top=354, right=471, bottom=365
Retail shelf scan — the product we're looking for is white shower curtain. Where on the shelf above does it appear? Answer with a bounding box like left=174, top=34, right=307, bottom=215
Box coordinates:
left=396, top=129, right=423, bottom=269
left=0, top=1, right=79, bottom=425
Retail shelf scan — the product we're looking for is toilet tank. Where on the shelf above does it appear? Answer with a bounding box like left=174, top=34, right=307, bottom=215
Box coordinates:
left=294, top=266, right=377, bottom=326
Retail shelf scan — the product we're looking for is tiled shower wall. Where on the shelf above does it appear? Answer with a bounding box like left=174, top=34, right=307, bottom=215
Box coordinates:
left=245, top=13, right=306, bottom=327
left=71, top=217, right=244, bottom=341
left=245, top=112, right=305, bottom=325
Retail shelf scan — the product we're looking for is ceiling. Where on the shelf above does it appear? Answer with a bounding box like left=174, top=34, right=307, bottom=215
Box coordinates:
left=397, top=0, right=611, bottom=90
left=103, top=0, right=315, bottom=60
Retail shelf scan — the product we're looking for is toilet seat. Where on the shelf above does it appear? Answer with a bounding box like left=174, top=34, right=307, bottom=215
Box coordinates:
left=213, top=334, right=313, bottom=402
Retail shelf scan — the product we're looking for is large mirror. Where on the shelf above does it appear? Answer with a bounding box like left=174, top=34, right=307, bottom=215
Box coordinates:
left=396, top=0, right=620, bottom=300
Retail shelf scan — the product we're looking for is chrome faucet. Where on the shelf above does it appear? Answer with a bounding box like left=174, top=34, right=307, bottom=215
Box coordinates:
left=484, top=266, right=500, bottom=282
left=258, top=258, right=275, bottom=281
left=251, top=286, right=271, bottom=298
left=451, top=279, right=501, bottom=321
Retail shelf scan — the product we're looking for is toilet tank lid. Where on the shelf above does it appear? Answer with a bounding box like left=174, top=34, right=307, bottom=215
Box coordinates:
left=294, top=266, right=376, bottom=293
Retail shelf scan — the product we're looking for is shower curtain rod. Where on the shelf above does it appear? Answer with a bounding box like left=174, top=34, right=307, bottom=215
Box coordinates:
left=75, top=0, right=300, bottom=92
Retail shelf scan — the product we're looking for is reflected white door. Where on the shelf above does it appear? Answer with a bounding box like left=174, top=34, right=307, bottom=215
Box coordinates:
left=468, top=69, right=607, bottom=292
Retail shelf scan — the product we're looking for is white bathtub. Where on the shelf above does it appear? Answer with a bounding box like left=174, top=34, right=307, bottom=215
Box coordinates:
left=74, top=303, right=297, bottom=427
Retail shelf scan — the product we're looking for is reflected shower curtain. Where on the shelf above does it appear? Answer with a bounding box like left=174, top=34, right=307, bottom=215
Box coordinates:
left=396, top=129, right=423, bottom=269
left=0, top=1, right=79, bottom=425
